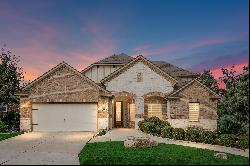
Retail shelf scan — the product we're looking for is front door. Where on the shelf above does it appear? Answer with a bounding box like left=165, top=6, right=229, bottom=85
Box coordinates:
left=115, top=101, right=123, bottom=127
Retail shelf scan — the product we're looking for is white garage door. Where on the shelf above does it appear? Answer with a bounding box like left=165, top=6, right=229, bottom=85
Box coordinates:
left=32, top=104, right=97, bottom=132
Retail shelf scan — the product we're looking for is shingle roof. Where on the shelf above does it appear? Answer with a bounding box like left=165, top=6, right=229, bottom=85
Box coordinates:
left=152, top=61, right=196, bottom=77
left=84, top=53, right=198, bottom=88
left=95, top=53, right=133, bottom=64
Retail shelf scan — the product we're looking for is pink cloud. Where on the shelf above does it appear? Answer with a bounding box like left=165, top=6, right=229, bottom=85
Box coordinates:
left=210, top=62, right=249, bottom=89
left=131, top=34, right=246, bottom=57
left=0, top=6, right=118, bottom=81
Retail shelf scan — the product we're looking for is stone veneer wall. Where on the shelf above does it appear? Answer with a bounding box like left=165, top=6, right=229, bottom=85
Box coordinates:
left=20, top=65, right=110, bottom=131
left=105, top=61, right=174, bottom=128
left=169, top=81, right=218, bottom=130
left=97, top=96, right=112, bottom=130
left=20, top=99, right=32, bottom=132
left=28, top=66, right=100, bottom=103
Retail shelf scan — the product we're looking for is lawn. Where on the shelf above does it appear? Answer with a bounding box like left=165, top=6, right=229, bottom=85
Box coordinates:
left=79, top=141, right=249, bottom=165
left=0, top=132, right=22, bottom=141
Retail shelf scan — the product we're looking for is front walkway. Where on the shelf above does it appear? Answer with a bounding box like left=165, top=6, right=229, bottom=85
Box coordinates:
left=90, top=128, right=249, bottom=158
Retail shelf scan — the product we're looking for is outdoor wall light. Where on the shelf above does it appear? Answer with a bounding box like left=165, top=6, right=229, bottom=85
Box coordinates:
left=21, top=103, right=27, bottom=108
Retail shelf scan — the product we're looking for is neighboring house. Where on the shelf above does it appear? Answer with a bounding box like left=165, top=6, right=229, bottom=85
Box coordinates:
left=0, top=103, right=19, bottom=117
left=19, top=54, right=220, bottom=132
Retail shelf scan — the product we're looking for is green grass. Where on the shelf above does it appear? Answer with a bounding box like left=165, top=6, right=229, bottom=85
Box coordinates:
left=79, top=141, right=249, bottom=165
left=0, top=132, right=22, bottom=141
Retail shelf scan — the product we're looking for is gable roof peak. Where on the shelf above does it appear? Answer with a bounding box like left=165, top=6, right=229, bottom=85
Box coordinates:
left=101, top=54, right=178, bottom=85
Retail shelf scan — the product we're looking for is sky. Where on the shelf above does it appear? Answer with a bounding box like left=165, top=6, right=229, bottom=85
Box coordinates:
left=0, top=0, right=249, bottom=82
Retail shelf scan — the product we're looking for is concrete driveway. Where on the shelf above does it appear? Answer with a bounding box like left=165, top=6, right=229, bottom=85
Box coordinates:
left=0, top=132, right=94, bottom=165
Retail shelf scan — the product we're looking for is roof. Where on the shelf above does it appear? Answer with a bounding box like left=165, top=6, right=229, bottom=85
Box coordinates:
left=23, top=61, right=110, bottom=94
left=82, top=54, right=197, bottom=78
left=101, top=55, right=178, bottom=85
left=81, top=53, right=133, bottom=73
left=152, top=61, right=197, bottom=77
left=95, top=53, right=133, bottom=64
left=169, top=79, right=221, bottom=98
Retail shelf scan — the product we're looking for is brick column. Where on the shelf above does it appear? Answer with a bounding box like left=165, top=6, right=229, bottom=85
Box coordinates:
left=20, top=98, right=32, bottom=132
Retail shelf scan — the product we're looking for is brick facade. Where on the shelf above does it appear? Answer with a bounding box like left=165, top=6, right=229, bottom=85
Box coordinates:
left=19, top=57, right=219, bottom=132
left=19, top=63, right=112, bottom=132
left=168, top=80, right=218, bottom=130
left=28, top=66, right=100, bottom=103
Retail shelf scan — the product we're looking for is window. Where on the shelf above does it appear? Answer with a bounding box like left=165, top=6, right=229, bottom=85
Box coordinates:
left=129, top=104, right=136, bottom=121
left=137, top=72, right=143, bottom=82
left=189, top=103, right=199, bottom=122
left=0, top=104, right=7, bottom=112
left=148, top=104, right=165, bottom=119
left=115, top=102, right=122, bottom=121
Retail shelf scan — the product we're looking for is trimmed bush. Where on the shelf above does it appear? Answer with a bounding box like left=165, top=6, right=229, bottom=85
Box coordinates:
left=144, top=122, right=159, bottom=134
left=237, top=135, right=249, bottom=150
left=185, top=127, right=202, bottom=142
left=97, top=129, right=108, bottom=136
left=161, top=126, right=173, bottom=139
left=172, top=128, right=185, bottom=140
left=219, top=134, right=237, bottom=147
left=199, top=130, right=217, bottom=144
left=0, top=120, right=7, bottom=132
left=138, top=117, right=171, bottom=135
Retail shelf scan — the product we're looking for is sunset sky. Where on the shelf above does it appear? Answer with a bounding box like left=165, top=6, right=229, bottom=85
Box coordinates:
left=0, top=0, right=249, bottom=81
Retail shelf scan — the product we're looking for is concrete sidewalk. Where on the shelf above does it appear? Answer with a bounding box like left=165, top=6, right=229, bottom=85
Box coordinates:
left=91, top=128, right=249, bottom=158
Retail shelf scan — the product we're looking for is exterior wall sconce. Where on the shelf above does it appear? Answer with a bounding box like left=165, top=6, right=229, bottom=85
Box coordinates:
left=21, top=103, right=27, bottom=108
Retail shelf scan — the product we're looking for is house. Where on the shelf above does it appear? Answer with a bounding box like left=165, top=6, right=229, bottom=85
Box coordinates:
left=19, top=54, right=220, bottom=132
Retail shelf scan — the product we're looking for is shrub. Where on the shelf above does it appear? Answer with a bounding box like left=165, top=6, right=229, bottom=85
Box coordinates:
left=219, top=134, right=237, bottom=147
left=138, top=117, right=171, bottom=135
left=218, top=115, right=245, bottom=135
left=161, top=126, right=173, bottom=139
left=143, top=122, right=157, bottom=134
left=237, top=135, right=249, bottom=150
left=199, top=130, right=217, bottom=144
left=185, top=127, right=202, bottom=142
left=0, top=120, right=7, bottom=132
left=1, top=111, right=20, bottom=131
left=172, top=128, right=185, bottom=140
left=138, top=121, right=144, bottom=131
left=97, top=129, right=108, bottom=136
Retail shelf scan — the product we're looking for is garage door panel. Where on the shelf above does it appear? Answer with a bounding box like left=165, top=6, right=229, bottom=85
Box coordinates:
left=32, top=104, right=97, bottom=131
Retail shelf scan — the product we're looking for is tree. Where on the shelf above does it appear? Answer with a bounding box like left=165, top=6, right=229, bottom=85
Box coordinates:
left=218, top=65, right=249, bottom=135
left=0, top=47, right=24, bottom=105
left=197, top=70, right=223, bottom=95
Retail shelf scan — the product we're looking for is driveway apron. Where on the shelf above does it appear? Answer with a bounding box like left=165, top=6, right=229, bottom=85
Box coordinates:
left=0, top=132, right=94, bottom=165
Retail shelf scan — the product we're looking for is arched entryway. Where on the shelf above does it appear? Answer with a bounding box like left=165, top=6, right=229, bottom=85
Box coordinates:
left=143, top=92, right=168, bottom=120
left=113, top=91, right=135, bottom=128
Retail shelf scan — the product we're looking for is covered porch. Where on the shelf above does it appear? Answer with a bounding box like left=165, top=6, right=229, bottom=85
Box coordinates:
left=111, top=91, right=169, bottom=129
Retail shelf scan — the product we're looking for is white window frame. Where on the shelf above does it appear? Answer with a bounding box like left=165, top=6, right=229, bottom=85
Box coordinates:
left=0, top=104, right=7, bottom=112
left=189, top=102, right=200, bottom=122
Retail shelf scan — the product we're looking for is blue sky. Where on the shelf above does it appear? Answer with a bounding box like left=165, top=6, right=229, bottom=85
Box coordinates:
left=0, top=0, right=249, bottom=80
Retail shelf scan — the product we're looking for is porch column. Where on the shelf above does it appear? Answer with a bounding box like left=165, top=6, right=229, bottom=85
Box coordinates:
left=135, top=96, right=144, bottom=129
